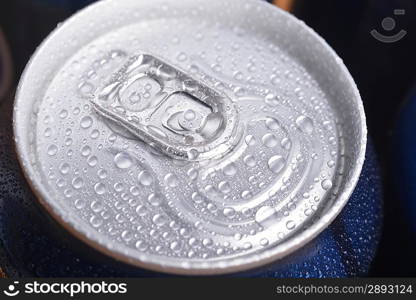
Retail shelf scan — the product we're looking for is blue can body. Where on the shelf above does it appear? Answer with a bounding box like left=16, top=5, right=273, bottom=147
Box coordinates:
left=392, top=85, right=416, bottom=236
left=0, top=124, right=383, bottom=277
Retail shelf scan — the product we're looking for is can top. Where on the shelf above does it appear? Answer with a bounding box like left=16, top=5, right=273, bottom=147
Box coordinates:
left=14, top=0, right=366, bottom=275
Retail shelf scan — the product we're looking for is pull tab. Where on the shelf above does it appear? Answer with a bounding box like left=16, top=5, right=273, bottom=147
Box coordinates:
left=91, top=53, right=239, bottom=161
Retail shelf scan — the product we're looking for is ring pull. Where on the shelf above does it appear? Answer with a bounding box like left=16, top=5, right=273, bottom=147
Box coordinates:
left=91, top=53, right=240, bottom=161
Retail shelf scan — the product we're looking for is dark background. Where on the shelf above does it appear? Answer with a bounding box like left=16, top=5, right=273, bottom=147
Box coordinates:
left=291, top=0, right=416, bottom=276
left=0, top=0, right=415, bottom=276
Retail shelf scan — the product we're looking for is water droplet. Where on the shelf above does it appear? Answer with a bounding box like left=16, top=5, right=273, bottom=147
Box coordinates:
left=135, top=240, right=148, bottom=251
left=59, top=163, right=70, bottom=174
left=148, top=193, right=162, bottom=206
left=296, top=115, right=314, bottom=134
left=268, top=155, right=286, bottom=174
left=74, top=199, right=86, bottom=209
left=243, top=242, right=252, bottom=250
left=177, top=52, right=187, bottom=62
left=192, top=192, right=203, bottom=204
left=73, top=107, right=81, bottom=115
left=130, top=186, right=140, bottom=196
left=304, top=208, right=313, bottom=216
left=91, top=200, right=103, bottom=212
left=136, top=205, right=148, bottom=216
left=56, top=178, right=66, bottom=188
left=90, top=129, right=100, bottom=139
left=72, top=177, right=84, bottom=189
left=108, top=134, right=117, bottom=143
left=277, top=232, right=285, bottom=240
left=255, top=206, right=275, bottom=223
left=183, top=109, right=196, bottom=121
left=223, top=207, right=235, bottom=218
left=218, top=181, right=231, bottom=194
left=80, top=116, right=93, bottom=129
left=271, top=74, right=281, bottom=85
left=128, top=92, right=141, bottom=104
left=65, top=138, right=73, bottom=146
left=59, top=109, right=68, bottom=119
left=223, top=163, right=237, bottom=177
left=97, top=169, right=107, bottom=179
left=138, top=170, right=153, bottom=186
left=81, top=145, right=91, bottom=157
left=114, top=182, right=124, bottom=192
left=187, top=149, right=199, bottom=160
left=44, top=128, right=52, bottom=137
left=321, top=179, right=333, bottom=190
left=265, top=117, right=280, bottom=130
left=264, top=94, right=278, bottom=106
left=87, top=156, right=98, bottom=167
left=281, top=137, right=291, bottom=150
left=94, top=183, right=106, bottom=195
left=47, top=145, right=58, bottom=156
left=260, top=238, right=269, bottom=246
left=286, top=220, right=296, bottom=230
left=233, top=71, right=244, bottom=81
left=90, top=216, right=103, bottom=228
left=234, top=233, right=242, bottom=240
left=121, top=230, right=133, bottom=242
left=202, top=238, right=213, bottom=247
left=242, top=190, right=252, bottom=199
left=170, top=241, right=181, bottom=252
left=245, top=135, right=256, bottom=146
left=152, top=214, right=168, bottom=226
left=164, top=173, right=179, bottom=187
left=79, top=82, right=94, bottom=96
left=243, top=155, right=256, bottom=167
left=187, top=168, right=198, bottom=180
left=114, top=152, right=133, bottom=169
left=262, top=133, right=278, bottom=148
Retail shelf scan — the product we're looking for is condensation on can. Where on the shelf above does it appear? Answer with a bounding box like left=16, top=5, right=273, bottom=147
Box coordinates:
left=13, top=0, right=367, bottom=275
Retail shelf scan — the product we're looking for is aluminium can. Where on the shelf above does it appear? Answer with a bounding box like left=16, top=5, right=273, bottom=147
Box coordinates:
left=11, top=0, right=381, bottom=276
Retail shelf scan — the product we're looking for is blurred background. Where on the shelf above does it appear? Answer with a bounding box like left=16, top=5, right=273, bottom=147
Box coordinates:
left=0, top=0, right=415, bottom=277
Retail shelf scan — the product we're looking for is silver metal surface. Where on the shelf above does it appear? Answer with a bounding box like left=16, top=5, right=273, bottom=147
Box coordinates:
left=91, top=53, right=240, bottom=161
left=13, top=0, right=366, bottom=275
